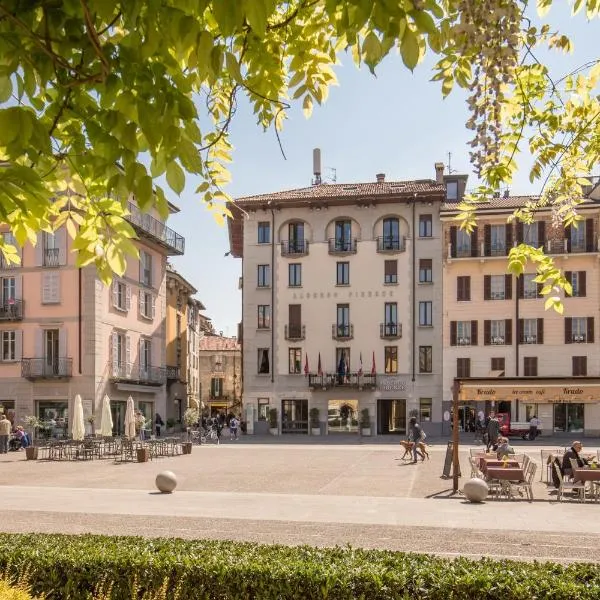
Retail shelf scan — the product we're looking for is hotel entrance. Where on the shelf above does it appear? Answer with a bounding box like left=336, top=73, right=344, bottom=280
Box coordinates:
left=377, top=399, right=406, bottom=435
left=327, top=399, right=358, bottom=433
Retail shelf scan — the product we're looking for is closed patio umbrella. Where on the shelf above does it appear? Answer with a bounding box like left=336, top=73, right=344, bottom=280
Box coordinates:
left=124, top=396, right=136, bottom=439
left=71, top=394, right=85, bottom=441
left=100, top=395, right=113, bottom=437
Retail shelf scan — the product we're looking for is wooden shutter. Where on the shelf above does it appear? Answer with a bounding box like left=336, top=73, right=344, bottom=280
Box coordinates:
left=456, top=277, right=462, bottom=301
left=112, top=283, right=119, bottom=308
left=470, top=227, right=478, bottom=257
left=484, top=275, right=491, bottom=300
left=59, top=328, right=67, bottom=359
left=15, top=275, right=22, bottom=302
left=580, top=271, right=587, bottom=297
left=538, top=221, right=545, bottom=246
left=42, top=272, right=59, bottom=304
left=537, top=319, right=544, bottom=344
left=151, top=295, right=156, bottom=319
left=450, top=226, right=457, bottom=258
left=35, top=329, right=43, bottom=358
left=505, top=319, right=513, bottom=345
left=450, top=321, right=457, bottom=346
left=537, top=281, right=543, bottom=298
left=517, top=275, right=524, bottom=299
left=565, top=224, right=572, bottom=252
left=125, top=335, right=132, bottom=377
left=587, top=317, right=595, bottom=343
left=518, top=319, right=524, bottom=344
left=483, top=320, right=491, bottom=345
left=384, top=260, right=397, bottom=277
left=586, top=218, right=594, bottom=252
left=126, top=285, right=131, bottom=311
left=565, top=271, right=572, bottom=290
left=465, top=276, right=471, bottom=300
left=56, top=226, right=67, bottom=266
left=471, top=320, right=478, bottom=346
left=516, top=221, right=523, bottom=243
left=15, top=330, right=23, bottom=361
left=484, top=225, right=491, bottom=256
left=35, top=232, right=43, bottom=266
left=564, top=317, right=572, bottom=344
left=504, top=274, right=512, bottom=300
left=111, top=332, right=118, bottom=376
left=505, top=224, right=513, bottom=254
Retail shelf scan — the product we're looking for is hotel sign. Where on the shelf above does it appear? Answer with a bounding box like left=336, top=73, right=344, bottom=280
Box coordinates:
left=378, top=376, right=408, bottom=392
left=459, top=384, right=600, bottom=403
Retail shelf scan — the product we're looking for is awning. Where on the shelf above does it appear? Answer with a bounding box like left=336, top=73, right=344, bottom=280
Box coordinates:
left=459, top=382, right=600, bottom=403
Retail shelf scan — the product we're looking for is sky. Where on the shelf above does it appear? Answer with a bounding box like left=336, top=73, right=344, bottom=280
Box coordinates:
left=167, top=3, right=599, bottom=335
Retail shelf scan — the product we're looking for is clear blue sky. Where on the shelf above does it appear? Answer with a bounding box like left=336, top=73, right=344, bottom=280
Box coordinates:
left=167, top=3, right=598, bottom=335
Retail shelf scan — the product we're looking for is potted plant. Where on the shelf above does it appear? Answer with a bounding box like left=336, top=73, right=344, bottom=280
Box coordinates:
left=268, top=408, right=278, bottom=435
left=23, top=416, right=41, bottom=459
left=166, top=418, right=176, bottom=434
left=360, top=408, right=371, bottom=436
left=309, top=407, right=320, bottom=436
left=136, top=446, right=150, bottom=462
left=182, top=408, right=199, bottom=453
left=87, top=414, right=96, bottom=436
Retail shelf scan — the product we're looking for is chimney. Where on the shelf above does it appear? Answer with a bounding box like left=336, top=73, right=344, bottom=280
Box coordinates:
left=503, top=189, right=510, bottom=198
left=434, top=162, right=445, bottom=184
left=376, top=173, right=385, bottom=183
left=312, top=148, right=322, bottom=185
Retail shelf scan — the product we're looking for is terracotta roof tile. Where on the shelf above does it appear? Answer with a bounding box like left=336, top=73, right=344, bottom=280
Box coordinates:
left=198, top=336, right=240, bottom=352
left=441, top=194, right=599, bottom=213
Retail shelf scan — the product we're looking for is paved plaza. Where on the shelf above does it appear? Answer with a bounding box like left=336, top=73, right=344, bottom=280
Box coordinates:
left=2, top=438, right=600, bottom=563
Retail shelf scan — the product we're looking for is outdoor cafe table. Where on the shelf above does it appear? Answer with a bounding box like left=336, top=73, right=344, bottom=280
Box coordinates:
left=485, top=466, right=526, bottom=482
left=573, top=467, right=600, bottom=500
left=480, top=459, right=520, bottom=471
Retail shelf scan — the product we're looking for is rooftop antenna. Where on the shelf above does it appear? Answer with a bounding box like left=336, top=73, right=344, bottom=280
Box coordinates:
left=325, top=167, right=337, bottom=183
left=447, top=152, right=457, bottom=175
left=312, top=148, right=322, bottom=185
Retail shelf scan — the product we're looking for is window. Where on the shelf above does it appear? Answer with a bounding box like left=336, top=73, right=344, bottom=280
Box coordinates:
left=41, top=271, right=60, bottom=304
left=1, top=277, right=15, bottom=304
left=523, top=223, right=538, bottom=247
left=257, top=305, right=271, bottom=329
left=288, top=348, right=302, bottom=374
left=257, top=264, right=270, bottom=287
left=288, top=264, right=302, bottom=287
left=140, top=338, right=151, bottom=374
left=419, top=214, right=432, bottom=237
left=457, top=358, right=471, bottom=378
left=490, top=275, right=506, bottom=300
left=210, top=377, right=223, bottom=398
left=257, top=348, right=270, bottom=374
left=572, top=317, right=588, bottom=343
left=258, top=398, right=269, bottom=421
left=521, top=318, right=539, bottom=344
left=139, top=290, right=154, bottom=319
left=446, top=180, right=458, bottom=201
left=384, top=260, right=397, bottom=284
left=491, top=357, right=505, bottom=374
left=334, top=220, right=352, bottom=250
left=112, top=281, right=128, bottom=311
left=456, top=321, right=474, bottom=345
left=42, top=232, right=59, bottom=267
left=566, top=271, right=586, bottom=297
left=419, top=259, right=432, bottom=283
left=384, top=346, right=398, bottom=373
left=522, top=274, right=538, bottom=299
left=336, top=262, right=349, bottom=285
left=140, top=251, right=152, bottom=287
left=456, top=228, right=471, bottom=257
left=571, top=222, right=585, bottom=250
left=490, top=320, right=506, bottom=345
left=381, top=218, right=400, bottom=249
left=565, top=316, right=594, bottom=344
left=335, top=348, right=350, bottom=374
left=1, top=330, right=15, bottom=361
left=573, top=356, right=587, bottom=376
left=419, top=301, right=432, bottom=326
left=336, top=304, right=350, bottom=337
left=524, top=357, right=538, bottom=376
left=457, top=276, right=471, bottom=301
left=257, top=221, right=270, bottom=244
left=490, top=224, right=506, bottom=256
left=419, top=346, right=432, bottom=373
left=384, top=302, right=397, bottom=327
left=288, top=304, right=302, bottom=338
left=419, top=398, right=432, bottom=422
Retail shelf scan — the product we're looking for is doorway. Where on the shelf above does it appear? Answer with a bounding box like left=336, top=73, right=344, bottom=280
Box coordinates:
left=281, top=399, right=308, bottom=434
left=328, top=399, right=358, bottom=433
left=377, top=399, right=406, bottom=434
left=553, top=403, right=584, bottom=433
left=111, top=401, right=126, bottom=436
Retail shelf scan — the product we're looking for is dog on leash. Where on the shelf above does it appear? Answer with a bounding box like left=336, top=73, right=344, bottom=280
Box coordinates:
left=399, top=440, right=429, bottom=461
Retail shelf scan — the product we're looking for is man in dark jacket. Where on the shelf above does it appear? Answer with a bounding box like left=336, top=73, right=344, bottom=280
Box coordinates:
left=486, top=413, right=500, bottom=452
left=408, top=417, right=425, bottom=463
left=562, top=441, right=589, bottom=476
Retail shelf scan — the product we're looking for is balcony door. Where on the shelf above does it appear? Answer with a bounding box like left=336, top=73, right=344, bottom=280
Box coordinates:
left=336, top=304, right=349, bottom=337
left=2, top=277, right=15, bottom=304
left=288, top=222, right=304, bottom=252
left=335, top=220, right=351, bottom=250
left=45, top=329, right=59, bottom=376
left=384, top=302, right=397, bottom=327
left=382, top=218, right=399, bottom=249
left=289, top=304, right=301, bottom=338
left=140, top=338, right=151, bottom=380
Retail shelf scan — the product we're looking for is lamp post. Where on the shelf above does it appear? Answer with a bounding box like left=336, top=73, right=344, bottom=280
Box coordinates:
left=452, top=379, right=460, bottom=493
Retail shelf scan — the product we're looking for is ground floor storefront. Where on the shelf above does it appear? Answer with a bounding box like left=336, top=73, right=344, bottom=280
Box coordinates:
left=456, top=377, right=600, bottom=437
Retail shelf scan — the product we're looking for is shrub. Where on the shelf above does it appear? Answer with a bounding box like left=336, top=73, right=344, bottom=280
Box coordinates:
left=0, top=578, right=38, bottom=600
left=0, top=534, right=600, bottom=599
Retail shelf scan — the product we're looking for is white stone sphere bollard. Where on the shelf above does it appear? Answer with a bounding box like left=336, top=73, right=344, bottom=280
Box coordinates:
left=463, top=478, right=489, bottom=503
left=155, top=470, right=177, bottom=493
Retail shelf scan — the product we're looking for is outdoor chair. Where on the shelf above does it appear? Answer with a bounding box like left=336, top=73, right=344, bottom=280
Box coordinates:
left=469, top=457, right=484, bottom=479
left=117, top=439, right=135, bottom=462
left=553, top=462, right=586, bottom=502
left=510, top=462, right=537, bottom=501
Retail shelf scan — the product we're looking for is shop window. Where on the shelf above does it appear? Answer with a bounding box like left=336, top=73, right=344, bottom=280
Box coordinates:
left=258, top=398, right=269, bottom=421
left=419, top=398, right=432, bottom=422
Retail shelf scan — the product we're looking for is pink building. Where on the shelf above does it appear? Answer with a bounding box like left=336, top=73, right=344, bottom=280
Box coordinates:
left=0, top=201, right=185, bottom=436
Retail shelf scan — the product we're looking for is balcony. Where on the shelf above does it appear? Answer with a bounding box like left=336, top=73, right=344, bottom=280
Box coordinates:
left=109, top=362, right=166, bottom=386
left=328, top=238, right=357, bottom=255
left=491, top=336, right=505, bottom=345
left=166, top=365, right=180, bottom=380
left=21, top=357, right=72, bottom=379
left=43, top=248, right=59, bottom=267
left=126, top=201, right=185, bottom=255
left=0, top=299, right=23, bottom=321
left=285, top=324, right=305, bottom=341
left=380, top=323, right=402, bottom=339
left=308, top=372, right=376, bottom=390
left=332, top=324, right=354, bottom=340
left=281, top=240, right=309, bottom=256
left=0, top=255, right=20, bottom=269
left=376, top=236, right=405, bottom=253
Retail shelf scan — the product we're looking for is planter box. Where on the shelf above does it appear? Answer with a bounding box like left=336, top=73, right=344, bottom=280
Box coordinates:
left=25, top=447, right=38, bottom=460
left=269, top=427, right=279, bottom=436
left=136, top=448, right=150, bottom=463
left=361, top=427, right=371, bottom=437
left=181, top=442, right=192, bottom=455
left=311, top=427, right=321, bottom=436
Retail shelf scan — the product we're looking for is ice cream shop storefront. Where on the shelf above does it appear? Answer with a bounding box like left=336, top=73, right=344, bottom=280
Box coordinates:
left=457, top=377, right=600, bottom=437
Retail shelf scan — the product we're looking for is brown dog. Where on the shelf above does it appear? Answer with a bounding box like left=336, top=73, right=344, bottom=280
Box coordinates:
left=399, top=440, right=429, bottom=461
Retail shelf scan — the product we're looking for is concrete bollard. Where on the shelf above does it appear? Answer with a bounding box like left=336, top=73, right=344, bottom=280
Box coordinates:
left=155, top=470, right=177, bottom=493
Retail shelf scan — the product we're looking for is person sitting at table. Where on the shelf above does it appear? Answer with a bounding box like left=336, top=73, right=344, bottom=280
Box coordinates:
left=496, top=437, right=515, bottom=460
left=562, top=441, right=590, bottom=477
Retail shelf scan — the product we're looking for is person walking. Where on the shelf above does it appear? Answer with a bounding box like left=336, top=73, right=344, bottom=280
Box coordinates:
left=528, top=415, right=540, bottom=441
left=155, top=413, right=164, bottom=437
left=408, top=416, right=425, bottom=463
left=486, top=412, right=500, bottom=452
left=229, top=415, right=239, bottom=440
left=0, top=413, right=11, bottom=454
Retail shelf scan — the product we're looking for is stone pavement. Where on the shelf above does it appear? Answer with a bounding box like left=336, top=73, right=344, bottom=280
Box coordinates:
left=1, top=441, right=600, bottom=563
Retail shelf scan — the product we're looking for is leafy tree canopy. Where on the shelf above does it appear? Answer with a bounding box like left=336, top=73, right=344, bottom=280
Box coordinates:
left=0, top=0, right=598, bottom=296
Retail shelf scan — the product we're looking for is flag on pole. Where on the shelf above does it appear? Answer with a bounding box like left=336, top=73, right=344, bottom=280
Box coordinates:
left=371, top=351, right=376, bottom=375
left=358, top=352, right=363, bottom=376
left=304, top=353, right=309, bottom=377
left=317, top=352, right=323, bottom=376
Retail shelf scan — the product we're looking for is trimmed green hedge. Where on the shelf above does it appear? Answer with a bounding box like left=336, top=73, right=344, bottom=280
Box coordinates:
left=0, top=533, right=599, bottom=599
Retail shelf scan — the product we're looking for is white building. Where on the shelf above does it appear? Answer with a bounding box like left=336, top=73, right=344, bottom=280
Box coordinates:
left=227, top=164, right=446, bottom=436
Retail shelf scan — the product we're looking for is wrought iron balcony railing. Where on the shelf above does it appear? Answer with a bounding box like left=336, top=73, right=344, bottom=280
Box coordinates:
left=285, top=324, right=305, bottom=340
left=281, top=240, right=309, bottom=256
left=109, top=362, right=166, bottom=386
left=328, top=238, right=357, bottom=254
left=43, top=247, right=59, bottom=267
left=376, top=236, right=405, bottom=253
left=21, top=357, right=73, bottom=379
left=126, top=201, right=185, bottom=255
left=332, top=324, right=353, bottom=340
left=0, top=299, right=23, bottom=320
left=380, top=322, right=402, bottom=339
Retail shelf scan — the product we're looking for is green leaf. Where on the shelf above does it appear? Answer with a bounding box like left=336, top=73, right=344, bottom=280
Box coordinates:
left=363, top=31, right=383, bottom=73
left=166, top=161, right=185, bottom=195
left=244, top=0, right=268, bottom=37
left=0, top=76, right=12, bottom=102
left=400, top=28, right=420, bottom=70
